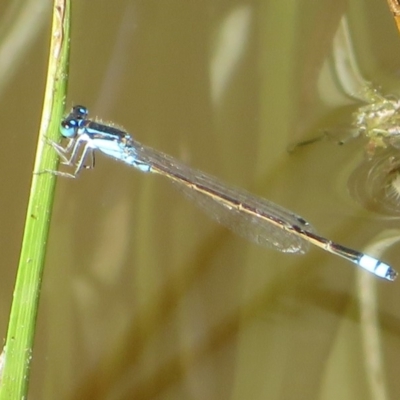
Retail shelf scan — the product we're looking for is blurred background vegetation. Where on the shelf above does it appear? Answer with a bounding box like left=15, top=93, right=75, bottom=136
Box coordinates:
left=0, top=0, right=400, bottom=399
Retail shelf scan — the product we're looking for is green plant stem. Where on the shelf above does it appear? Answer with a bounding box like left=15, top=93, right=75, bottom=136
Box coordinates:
left=0, top=0, right=70, bottom=398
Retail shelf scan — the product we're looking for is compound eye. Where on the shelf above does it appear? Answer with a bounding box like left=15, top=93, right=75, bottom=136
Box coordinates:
left=60, top=118, right=79, bottom=138
left=71, top=105, right=88, bottom=119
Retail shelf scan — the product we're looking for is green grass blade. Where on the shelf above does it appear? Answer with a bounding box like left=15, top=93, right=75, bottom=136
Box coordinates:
left=0, top=0, right=71, bottom=398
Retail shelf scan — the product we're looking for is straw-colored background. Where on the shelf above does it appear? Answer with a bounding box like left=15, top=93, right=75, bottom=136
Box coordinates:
left=1, top=0, right=400, bottom=399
